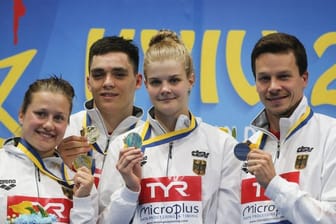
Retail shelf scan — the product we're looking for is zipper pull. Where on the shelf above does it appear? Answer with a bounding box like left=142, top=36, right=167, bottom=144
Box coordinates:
left=276, top=141, right=280, bottom=158
left=168, top=142, right=173, bottom=159
left=37, top=168, right=41, bottom=181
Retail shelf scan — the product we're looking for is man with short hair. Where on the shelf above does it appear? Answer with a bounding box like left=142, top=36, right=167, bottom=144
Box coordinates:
left=58, top=36, right=144, bottom=188
left=241, top=32, right=336, bottom=223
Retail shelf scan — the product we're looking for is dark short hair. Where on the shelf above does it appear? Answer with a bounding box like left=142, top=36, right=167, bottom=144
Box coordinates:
left=251, top=32, right=307, bottom=78
left=88, top=36, right=139, bottom=74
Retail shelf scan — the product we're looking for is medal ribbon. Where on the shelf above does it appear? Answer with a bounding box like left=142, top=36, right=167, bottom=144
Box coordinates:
left=17, top=138, right=73, bottom=188
left=139, top=113, right=198, bottom=152
left=252, top=132, right=268, bottom=150
left=285, top=106, right=313, bottom=140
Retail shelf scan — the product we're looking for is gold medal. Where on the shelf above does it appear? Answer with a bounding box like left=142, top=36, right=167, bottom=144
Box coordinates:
left=73, top=154, right=92, bottom=170
left=80, top=126, right=100, bottom=144
left=124, top=132, right=142, bottom=148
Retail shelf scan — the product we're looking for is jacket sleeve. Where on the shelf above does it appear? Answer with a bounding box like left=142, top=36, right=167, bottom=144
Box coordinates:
left=98, top=187, right=139, bottom=224
left=0, top=196, right=7, bottom=224
left=265, top=131, right=336, bottom=224
left=70, top=186, right=99, bottom=224
left=216, top=134, right=241, bottom=223
left=97, top=136, right=139, bottom=223
left=266, top=171, right=336, bottom=223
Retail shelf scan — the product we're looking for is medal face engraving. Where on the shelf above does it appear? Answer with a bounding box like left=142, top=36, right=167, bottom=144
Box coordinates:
left=73, top=154, right=92, bottom=170
left=124, top=132, right=142, bottom=148
left=80, top=126, right=99, bottom=144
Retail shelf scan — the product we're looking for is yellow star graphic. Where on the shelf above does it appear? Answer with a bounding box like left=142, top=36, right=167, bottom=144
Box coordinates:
left=0, top=49, right=36, bottom=147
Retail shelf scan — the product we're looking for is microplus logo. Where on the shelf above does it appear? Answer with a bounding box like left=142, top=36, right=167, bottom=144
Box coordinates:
left=139, top=202, right=200, bottom=220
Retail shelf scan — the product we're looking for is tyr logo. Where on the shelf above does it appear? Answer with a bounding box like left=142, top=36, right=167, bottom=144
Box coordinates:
left=32, top=202, right=66, bottom=218
left=7, top=195, right=72, bottom=223
left=146, top=181, right=188, bottom=198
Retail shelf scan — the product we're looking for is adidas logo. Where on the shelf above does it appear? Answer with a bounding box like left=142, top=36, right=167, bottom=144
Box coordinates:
left=0, top=179, right=16, bottom=191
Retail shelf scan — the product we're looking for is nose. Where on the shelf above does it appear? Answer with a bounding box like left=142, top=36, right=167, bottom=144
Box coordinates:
left=42, top=116, right=55, bottom=131
left=268, top=78, right=281, bottom=92
left=160, top=81, right=172, bottom=94
left=103, top=74, right=115, bottom=88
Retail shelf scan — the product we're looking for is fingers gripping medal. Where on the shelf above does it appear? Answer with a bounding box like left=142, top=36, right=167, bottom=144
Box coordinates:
left=81, top=126, right=100, bottom=144
left=123, top=132, right=143, bottom=148
left=234, top=140, right=258, bottom=173
left=73, top=126, right=99, bottom=170
left=73, top=154, right=93, bottom=170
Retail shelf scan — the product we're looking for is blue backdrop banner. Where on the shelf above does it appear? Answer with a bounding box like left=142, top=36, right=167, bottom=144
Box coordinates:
left=1, top=0, right=335, bottom=145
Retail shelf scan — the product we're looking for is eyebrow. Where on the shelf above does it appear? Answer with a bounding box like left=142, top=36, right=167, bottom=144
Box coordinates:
left=91, top=67, right=129, bottom=73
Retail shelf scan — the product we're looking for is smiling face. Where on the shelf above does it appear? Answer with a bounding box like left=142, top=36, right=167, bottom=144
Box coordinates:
left=255, top=51, right=308, bottom=123
left=87, top=52, right=142, bottom=116
left=145, top=59, right=194, bottom=121
left=19, top=91, right=70, bottom=158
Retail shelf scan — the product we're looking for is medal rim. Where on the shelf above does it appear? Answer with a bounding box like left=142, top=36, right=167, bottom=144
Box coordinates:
left=234, top=142, right=250, bottom=161
left=124, top=132, right=142, bottom=148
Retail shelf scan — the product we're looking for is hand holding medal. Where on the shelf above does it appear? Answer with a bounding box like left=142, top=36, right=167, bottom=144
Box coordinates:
left=119, top=132, right=143, bottom=192
left=72, top=126, right=99, bottom=170
left=234, top=140, right=258, bottom=173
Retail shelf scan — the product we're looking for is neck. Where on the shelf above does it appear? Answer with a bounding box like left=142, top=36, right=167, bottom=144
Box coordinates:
left=153, top=109, right=190, bottom=132
left=100, top=107, right=133, bottom=133
left=20, top=138, right=55, bottom=158
left=267, top=114, right=280, bottom=132
left=156, top=115, right=177, bottom=132
left=39, top=150, right=55, bottom=158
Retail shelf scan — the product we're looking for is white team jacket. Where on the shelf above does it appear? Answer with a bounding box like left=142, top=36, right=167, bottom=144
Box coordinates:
left=98, top=109, right=241, bottom=223
left=241, top=96, right=336, bottom=223
left=64, top=99, right=144, bottom=186
left=0, top=139, right=98, bottom=224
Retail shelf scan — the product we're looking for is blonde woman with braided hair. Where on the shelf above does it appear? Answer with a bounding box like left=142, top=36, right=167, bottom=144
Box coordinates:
left=98, top=30, right=241, bottom=223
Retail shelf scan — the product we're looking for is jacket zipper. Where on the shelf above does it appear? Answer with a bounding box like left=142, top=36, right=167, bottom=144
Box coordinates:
left=166, top=142, right=173, bottom=176
left=35, top=166, right=40, bottom=197
left=276, top=141, right=280, bottom=159
left=102, top=137, right=111, bottom=169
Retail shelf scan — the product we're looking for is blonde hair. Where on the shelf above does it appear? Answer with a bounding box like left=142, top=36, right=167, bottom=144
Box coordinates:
left=144, top=29, right=194, bottom=78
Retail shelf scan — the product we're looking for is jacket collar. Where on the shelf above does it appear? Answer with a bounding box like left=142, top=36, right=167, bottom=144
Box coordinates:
left=251, top=96, right=313, bottom=141
left=146, top=107, right=194, bottom=136
left=83, top=99, right=144, bottom=136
